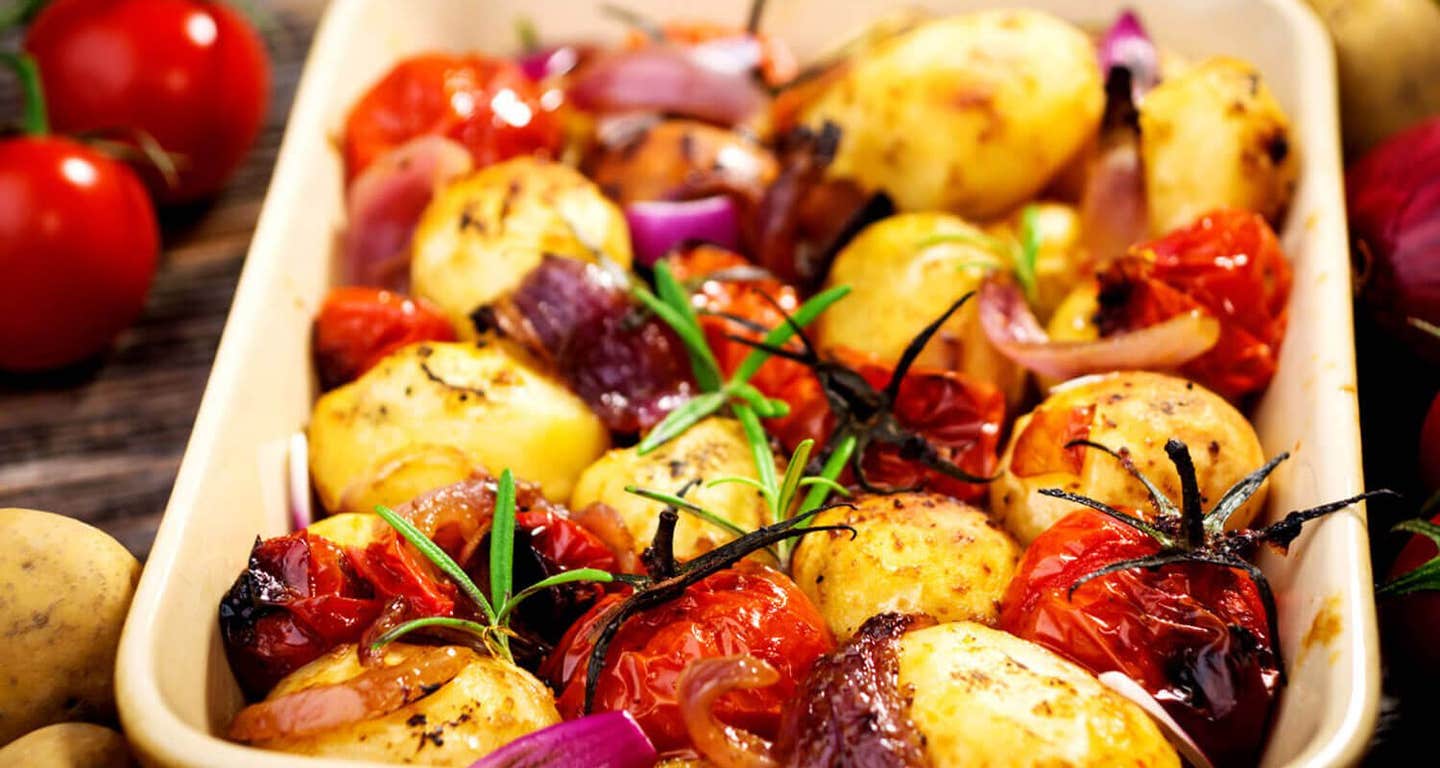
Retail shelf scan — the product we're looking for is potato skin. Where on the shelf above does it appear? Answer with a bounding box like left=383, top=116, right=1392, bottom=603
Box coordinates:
left=0, top=723, right=134, bottom=767
left=410, top=157, right=631, bottom=330
left=790, top=493, right=1019, bottom=640
left=258, top=644, right=559, bottom=766
left=570, top=417, right=767, bottom=561
left=0, top=509, right=140, bottom=746
left=308, top=340, right=608, bottom=511
left=817, top=212, right=1025, bottom=402
left=803, top=10, right=1102, bottom=218
left=1140, top=56, right=1298, bottom=234
left=898, top=622, right=1179, bottom=767
left=990, top=372, right=1267, bottom=545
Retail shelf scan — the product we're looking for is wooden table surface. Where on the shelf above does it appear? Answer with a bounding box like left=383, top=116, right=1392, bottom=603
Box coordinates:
left=0, top=0, right=325, bottom=558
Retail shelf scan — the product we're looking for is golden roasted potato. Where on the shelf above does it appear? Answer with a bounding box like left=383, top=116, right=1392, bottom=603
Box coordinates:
left=1140, top=57, right=1298, bottom=233
left=570, top=417, right=767, bottom=561
left=802, top=10, right=1103, bottom=218
left=988, top=202, right=1089, bottom=322
left=308, top=340, right=608, bottom=511
left=256, top=644, right=559, bottom=766
left=0, top=509, right=140, bottom=745
left=816, top=212, right=1025, bottom=403
left=898, top=621, right=1179, bottom=767
left=790, top=493, right=1019, bottom=640
left=304, top=512, right=385, bottom=549
left=0, top=723, right=133, bottom=767
left=410, top=157, right=631, bottom=330
left=990, top=371, right=1267, bottom=545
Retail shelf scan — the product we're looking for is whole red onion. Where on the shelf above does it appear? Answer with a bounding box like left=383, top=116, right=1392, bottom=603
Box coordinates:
left=1348, top=117, right=1440, bottom=359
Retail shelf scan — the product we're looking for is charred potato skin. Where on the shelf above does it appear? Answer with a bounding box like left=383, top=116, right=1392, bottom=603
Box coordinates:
left=258, top=645, right=559, bottom=766
left=409, top=157, right=632, bottom=331
left=790, top=493, right=1020, bottom=640
left=990, top=371, right=1267, bottom=545
left=569, top=417, right=767, bottom=561
left=1140, top=56, right=1298, bottom=234
left=802, top=10, right=1103, bottom=218
left=898, top=622, right=1180, bottom=767
left=308, top=340, right=609, bottom=511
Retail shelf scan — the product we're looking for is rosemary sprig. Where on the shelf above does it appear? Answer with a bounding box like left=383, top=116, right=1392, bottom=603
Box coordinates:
left=1376, top=489, right=1440, bottom=598
left=918, top=204, right=1040, bottom=304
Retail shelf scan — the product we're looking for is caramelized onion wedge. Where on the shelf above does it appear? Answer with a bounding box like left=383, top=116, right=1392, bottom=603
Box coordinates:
left=227, top=645, right=471, bottom=743
left=678, top=656, right=781, bottom=768
left=978, top=279, right=1219, bottom=381
left=569, top=47, right=767, bottom=126
left=1099, top=671, right=1216, bottom=768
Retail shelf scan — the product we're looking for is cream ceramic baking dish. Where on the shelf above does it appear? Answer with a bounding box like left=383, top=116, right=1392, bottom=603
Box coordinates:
left=114, top=0, right=1373, bottom=765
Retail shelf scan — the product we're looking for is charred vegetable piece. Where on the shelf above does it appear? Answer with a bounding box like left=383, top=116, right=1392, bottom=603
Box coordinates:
left=312, top=287, right=456, bottom=390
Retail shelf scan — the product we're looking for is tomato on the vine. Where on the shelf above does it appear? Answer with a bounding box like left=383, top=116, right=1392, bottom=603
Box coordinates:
left=1097, top=208, right=1292, bottom=400
left=342, top=53, right=562, bottom=182
left=1000, top=509, right=1279, bottom=767
left=543, top=563, right=833, bottom=754
left=311, top=287, right=457, bottom=389
left=26, top=0, right=271, bottom=202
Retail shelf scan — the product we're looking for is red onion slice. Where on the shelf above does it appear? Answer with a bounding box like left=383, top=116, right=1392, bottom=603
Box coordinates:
left=518, top=45, right=583, bottom=81
left=978, top=279, right=1219, bottom=381
left=678, top=656, right=780, bottom=768
left=288, top=432, right=313, bottom=531
left=1098, top=9, right=1159, bottom=99
left=1099, top=671, right=1215, bottom=768
left=569, top=46, right=767, bottom=125
left=468, top=710, right=657, bottom=768
left=625, top=196, right=739, bottom=268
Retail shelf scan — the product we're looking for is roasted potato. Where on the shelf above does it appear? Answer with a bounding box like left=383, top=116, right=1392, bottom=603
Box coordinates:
left=304, top=512, right=385, bottom=549
left=256, top=644, right=559, bottom=766
left=802, top=10, right=1103, bottom=218
left=570, top=417, right=767, bottom=561
left=990, top=371, right=1267, bottom=545
left=790, top=493, right=1019, bottom=640
left=308, top=340, right=608, bottom=511
left=0, top=509, right=140, bottom=745
left=1140, top=57, right=1298, bottom=233
left=0, top=723, right=133, bottom=767
left=410, top=157, right=631, bottom=330
left=898, top=621, right=1179, bottom=767
left=816, top=212, right=1026, bottom=403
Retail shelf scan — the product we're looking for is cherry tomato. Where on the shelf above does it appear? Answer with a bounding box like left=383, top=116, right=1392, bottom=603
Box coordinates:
left=342, top=53, right=562, bottom=182
left=543, top=563, right=833, bottom=754
left=26, top=0, right=271, bottom=202
left=311, top=287, right=457, bottom=390
left=1000, top=509, right=1279, bottom=767
left=0, top=136, right=159, bottom=371
left=1098, top=209, right=1292, bottom=400
left=346, top=532, right=457, bottom=617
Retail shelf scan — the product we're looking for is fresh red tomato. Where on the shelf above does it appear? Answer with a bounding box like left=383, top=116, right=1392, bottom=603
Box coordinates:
left=0, top=136, right=159, bottom=371
left=1000, top=509, right=1280, bottom=768
left=342, top=53, right=562, bottom=182
left=1098, top=209, right=1292, bottom=400
left=311, top=287, right=457, bottom=389
left=543, top=563, right=833, bottom=754
left=26, top=0, right=271, bottom=202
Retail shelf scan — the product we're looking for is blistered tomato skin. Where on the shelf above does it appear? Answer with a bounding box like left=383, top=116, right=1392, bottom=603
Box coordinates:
left=1000, top=510, right=1279, bottom=768
left=544, top=563, right=834, bottom=754
left=311, top=287, right=457, bottom=390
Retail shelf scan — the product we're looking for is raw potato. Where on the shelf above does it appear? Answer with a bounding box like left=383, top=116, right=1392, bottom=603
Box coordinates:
left=570, top=417, right=767, bottom=561
left=0, top=508, right=140, bottom=745
left=1140, top=56, right=1298, bottom=234
left=410, top=157, right=631, bottom=330
left=790, top=493, right=1019, bottom=640
left=990, top=371, right=1267, bottom=545
left=898, top=622, right=1179, bottom=767
left=258, top=644, right=559, bottom=766
left=817, top=212, right=1025, bottom=403
left=0, top=723, right=134, bottom=767
left=308, top=340, right=608, bottom=511
left=802, top=10, right=1103, bottom=218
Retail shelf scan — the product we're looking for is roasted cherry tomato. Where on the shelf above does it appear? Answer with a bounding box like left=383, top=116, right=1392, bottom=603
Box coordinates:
left=1000, top=509, right=1279, bottom=767
left=342, top=53, right=562, bottom=181
left=544, top=563, right=833, bottom=754
left=0, top=135, right=159, bottom=371
left=26, top=0, right=271, bottom=202
left=347, top=531, right=457, bottom=617
left=311, top=287, right=457, bottom=389
left=219, top=532, right=383, bottom=699
left=1097, top=209, right=1292, bottom=401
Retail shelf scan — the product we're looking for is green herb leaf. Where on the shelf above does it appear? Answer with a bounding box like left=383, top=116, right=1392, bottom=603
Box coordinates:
left=798, top=476, right=851, bottom=496
left=706, top=476, right=771, bottom=494
left=657, top=262, right=725, bottom=390
left=775, top=439, right=815, bottom=519
left=732, top=285, right=851, bottom=385
left=495, top=568, right=615, bottom=626
left=515, top=16, right=541, bottom=53
left=796, top=432, right=858, bottom=517
left=637, top=390, right=728, bottom=455
left=734, top=404, right=780, bottom=517
left=368, top=616, right=493, bottom=651
left=0, top=51, right=48, bottom=136
left=375, top=505, right=495, bottom=622
left=490, top=470, right=517, bottom=615
left=1410, top=317, right=1440, bottom=341
left=626, top=486, right=754, bottom=540
left=1015, top=204, right=1041, bottom=304
left=631, top=280, right=723, bottom=390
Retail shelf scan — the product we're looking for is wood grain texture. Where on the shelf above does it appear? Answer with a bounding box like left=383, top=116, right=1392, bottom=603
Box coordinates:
left=0, top=1, right=326, bottom=558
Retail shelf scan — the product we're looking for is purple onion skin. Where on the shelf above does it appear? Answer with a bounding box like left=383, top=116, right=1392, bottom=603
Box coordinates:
left=468, top=711, right=657, bottom=768
left=624, top=196, right=740, bottom=268
left=1098, top=9, right=1159, bottom=98
left=1349, top=116, right=1440, bottom=360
